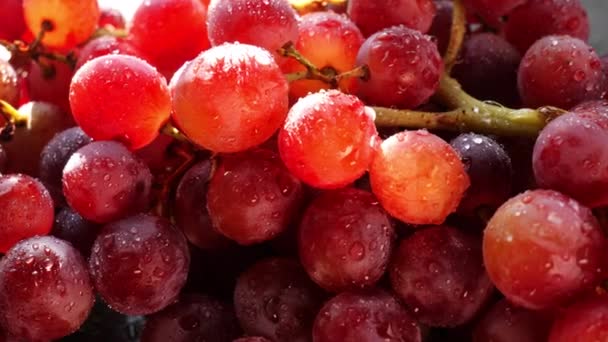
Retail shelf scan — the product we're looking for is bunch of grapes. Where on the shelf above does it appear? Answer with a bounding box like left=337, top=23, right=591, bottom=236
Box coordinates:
left=0, top=0, right=607, bottom=341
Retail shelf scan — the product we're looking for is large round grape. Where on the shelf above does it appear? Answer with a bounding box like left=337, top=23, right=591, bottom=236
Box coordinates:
left=70, top=54, right=171, bottom=150
left=0, top=174, right=54, bottom=253
left=171, top=43, right=289, bottom=153
left=0, top=236, right=94, bottom=341
left=370, top=130, right=469, bottom=225
left=483, top=190, right=605, bottom=310
left=355, top=26, right=443, bottom=109
left=347, top=0, right=436, bottom=36
left=549, top=295, right=608, bottom=341
left=89, top=214, right=190, bottom=315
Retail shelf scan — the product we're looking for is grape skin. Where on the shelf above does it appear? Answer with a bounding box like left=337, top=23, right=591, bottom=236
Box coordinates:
left=549, top=295, right=608, bottom=342
left=347, top=0, right=436, bottom=37
left=26, top=59, right=73, bottom=115
left=75, top=36, right=141, bottom=70
left=99, top=7, right=126, bottom=29
left=0, top=59, right=19, bottom=106
left=0, top=0, right=26, bottom=41
left=52, top=207, right=100, bottom=258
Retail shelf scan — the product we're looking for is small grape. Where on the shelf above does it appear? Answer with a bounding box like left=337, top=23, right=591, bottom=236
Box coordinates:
left=347, top=0, right=436, bottom=36
left=99, top=7, right=126, bottom=29
left=52, top=207, right=100, bottom=257
left=75, top=36, right=141, bottom=70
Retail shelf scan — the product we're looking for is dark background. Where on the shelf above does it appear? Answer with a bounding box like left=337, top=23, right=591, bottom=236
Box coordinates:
left=582, top=0, right=607, bottom=54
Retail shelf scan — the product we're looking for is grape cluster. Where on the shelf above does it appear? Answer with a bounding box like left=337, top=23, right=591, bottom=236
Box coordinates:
left=0, top=0, right=607, bottom=341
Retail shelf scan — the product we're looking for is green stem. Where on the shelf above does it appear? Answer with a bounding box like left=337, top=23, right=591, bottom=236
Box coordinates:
left=443, top=0, right=466, bottom=74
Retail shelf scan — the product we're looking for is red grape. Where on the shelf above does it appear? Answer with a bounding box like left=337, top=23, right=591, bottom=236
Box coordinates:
left=450, top=133, right=513, bottom=213
left=347, top=0, right=436, bottom=37
left=370, top=130, right=470, bottom=225
left=4, top=101, right=74, bottom=176
left=75, top=36, right=141, bottom=70
left=99, top=7, right=126, bottom=29
left=89, top=214, right=190, bottom=315
left=518, top=35, right=603, bottom=109
left=70, top=54, right=172, bottom=150
left=548, top=295, right=608, bottom=342
left=390, top=226, right=494, bottom=327
left=0, top=236, right=94, bottom=341
left=298, top=188, right=395, bottom=292
left=130, top=0, right=210, bottom=78
left=26, top=59, right=73, bottom=113
left=355, top=26, right=443, bottom=109
left=207, top=0, right=299, bottom=64
left=234, top=338, right=271, bottom=342
left=503, top=0, right=590, bottom=53
left=233, top=258, right=324, bottom=342
left=282, top=12, right=364, bottom=100
left=62, top=141, right=153, bottom=223
left=39, top=127, right=93, bottom=205
left=313, top=290, right=422, bottom=342
left=171, top=43, right=289, bottom=153
left=134, top=133, right=183, bottom=176
left=473, top=299, right=553, bottom=342
left=207, top=149, right=304, bottom=245
left=0, top=174, right=54, bottom=253
left=278, top=90, right=378, bottom=189
left=465, top=0, right=526, bottom=27
left=174, top=159, right=232, bottom=250
left=533, top=103, right=608, bottom=208
left=452, top=33, right=522, bottom=107
left=23, top=0, right=100, bottom=50
left=141, top=294, right=240, bottom=342
left=483, top=190, right=605, bottom=310
left=0, top=0, right=26, bottom=41
left=0, top=59, right=19, bottom=106
left=428, top=0, right=453, bottom=55
left=52, top=207, right=100, bottom=257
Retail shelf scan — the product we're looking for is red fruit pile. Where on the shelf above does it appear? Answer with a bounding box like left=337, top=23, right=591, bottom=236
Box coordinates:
left=0, top=0, right=606, bottom=341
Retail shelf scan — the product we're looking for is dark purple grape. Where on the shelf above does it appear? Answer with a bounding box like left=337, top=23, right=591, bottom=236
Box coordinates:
left=0, top=236, right=94, bottom=341
left=298, top=188, right=395, bottom=292
left=233, top=337, right=272, bottom=342
left=89, top=214, right=190, bottom=315
left=313, top=290, right=422, bottom=342
left=450, top=133, right=513, bottom=213
left=207, top=149, right=305, bottom=245
left=428, top=0, right=452, bottom=55
left=174, top=159, right=232, bottom=250
left=473, top=299, right=553, bottom=342
left=39, top=126, right=92, bottom=205
left=452, top=33, right=521, bottom=107
left=141, top=294, right=241, bottom=342
left=390, top=226, right=494, bottom=327
left=52, top=207, right=100, bottom=257
left=234, top=258, right=324, bottom=342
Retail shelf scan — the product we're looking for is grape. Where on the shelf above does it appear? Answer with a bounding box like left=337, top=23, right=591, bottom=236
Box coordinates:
left=22, top=0, right=100, bottom=50
left=503, top=0, right=590, bottom=53
left=370, top=130, right=470, bottom=225
left=450, top=133, right=513, bottom=213
left=130, top=0, right=210, bottom=78
left=0, top=59, right=19, bottom=106
left=347, top=0, right=436, bottom=37
left=174, top=159, right=232, bottom=250
left=483, top=190, right=605, bottom=310
left=170, top=43, right=289, bottom=153
left=548, top=295, right=608, bottom=342
left=313, top=290, right=422, bottom=342
left=89, top=214, right=190, bottom=315
left=0, top=0, right=26, bottom=41
left=70, top=54, right=171, bottom=150
left=207, top=149, right=304, bottom=245
left=75, top=36, right=141, bottom=70
left=233, top=258, right=324, bottom=342
left=298, top=188, right=395, bottom=292
left=428, top=0, right=453, bottom=56
left=390, top=226, right=493, bottom=327
left=206, top=0, right=299, bottom=64
left=355, top=26, right=443, bottom=109
left=278, top=90, right=378, bottom=189
left=234, top=338, right=272, bottom=342
left=465, top=0, right=526, bottom=27
left=99, top=7, right=126, bottom=29
left=473, top=299, right=553, bottom=342
left=533, top=104, right=608, bottom=208
left=0, top=174, right=54, bottom=252
left=52, top=207, right=100, bottom=257
left=39, top=127, right=92, bottom=205
left=0, top=236, right=94, bottom=341
left=452, top=33, right=522, bottom=107
left=282, top=12, right=364, bottom=100
left=141, top=294, right=240, bottom=342
left=62, top=141, right=153, bottom=223
left=518, top=35, right=603, bottom=110
left=27, top=59, right=73, bottom=113
left=0, top=145, right=7, bottom=174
